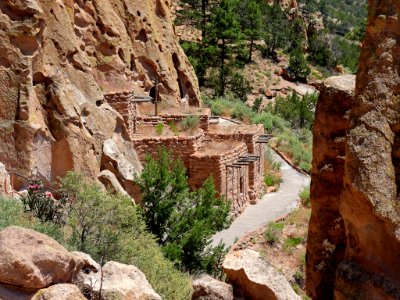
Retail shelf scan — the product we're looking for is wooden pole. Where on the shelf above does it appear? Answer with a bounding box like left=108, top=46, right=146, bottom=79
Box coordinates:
left=154, top=78, right=159, bottom=116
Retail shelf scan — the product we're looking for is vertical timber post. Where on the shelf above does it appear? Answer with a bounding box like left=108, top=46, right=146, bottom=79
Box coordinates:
left=154, top=78, right=159, bottom=116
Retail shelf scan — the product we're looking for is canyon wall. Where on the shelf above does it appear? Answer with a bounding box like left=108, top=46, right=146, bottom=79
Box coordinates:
left=0, top=0, right=200, bottom=191
left=307, top=1, right=400, bottom=299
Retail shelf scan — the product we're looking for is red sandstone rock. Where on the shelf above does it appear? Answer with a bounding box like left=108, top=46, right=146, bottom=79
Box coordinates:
left=223, top=250, right=300, bottom=300
left=0, top=0, right=199, bottom=193
left=0, top=227, right=88, bottom=289
left=306, top=75, right=355, bottom=299
left=307, top=1, right=400, bottom=297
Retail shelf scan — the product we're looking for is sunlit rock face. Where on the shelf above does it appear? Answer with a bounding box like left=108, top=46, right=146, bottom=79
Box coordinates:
left=307, top=1, right=400, bottom=299
left=0, top=0, right=199, bottom=190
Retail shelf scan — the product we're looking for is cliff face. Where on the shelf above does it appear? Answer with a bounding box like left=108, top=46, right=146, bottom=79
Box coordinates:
left=0, top=0, right=200, bottom=190
left=307, top=1, right=400, bottom=299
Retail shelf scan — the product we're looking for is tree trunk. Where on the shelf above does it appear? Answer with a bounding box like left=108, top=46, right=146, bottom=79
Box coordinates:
left=249, top=38, right=254, bottom=62
left=220, top=40, right=226, bottom=96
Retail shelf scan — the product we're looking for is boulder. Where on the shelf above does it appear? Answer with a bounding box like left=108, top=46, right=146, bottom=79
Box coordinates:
left=223, top=250, right=300, bottom=300
left=32, top=284, right=86, bottom=300
left=97, top=169, right=130, bottom=197
left=76, top=261, right=161, bottom=300
left=192, top=275, right=233, bottom=300
left=0, top=227, right=87, bottom=289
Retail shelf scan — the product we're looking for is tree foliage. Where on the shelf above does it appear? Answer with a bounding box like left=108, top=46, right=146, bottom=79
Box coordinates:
left=135, top=147, right=231, bottom=273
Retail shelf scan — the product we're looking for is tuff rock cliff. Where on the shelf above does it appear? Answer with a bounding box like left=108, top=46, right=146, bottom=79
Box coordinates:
left=307, top=1, right=400, bottom=299
left=0, top=0, right=200, bottom=193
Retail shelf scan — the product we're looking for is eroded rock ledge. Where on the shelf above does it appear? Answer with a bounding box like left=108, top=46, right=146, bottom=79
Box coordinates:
left=0, top=0, right=199, bottom=192
left=307, top=1, right=400, bottom=297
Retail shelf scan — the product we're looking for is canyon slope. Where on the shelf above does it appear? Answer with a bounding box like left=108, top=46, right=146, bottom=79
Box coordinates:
left=307, top=1, right=400, bottom=299
left=0, top=0, right=200, bottom=192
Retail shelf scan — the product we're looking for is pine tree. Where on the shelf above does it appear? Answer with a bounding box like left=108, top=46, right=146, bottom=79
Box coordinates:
left=237, top=0, right=263, bottom=62
left=289, top=46, right=311, bottom=82
left=208, top=0, right=243, bottom=96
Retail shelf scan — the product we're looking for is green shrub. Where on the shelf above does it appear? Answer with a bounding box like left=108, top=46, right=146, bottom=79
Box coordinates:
left=252, top=97, right=263, bottom=112
left=169, top=122, right=179, bottom=135
left=20, top=179, right=69, bottom=225
left=0, top=197, right=65, bottom=245
left=135, top=147, right=231, bottom=273
left=155, top=123, right=164, bottom=135
left=1, top=175, right=193, bottom=300
left=299, top=186, right=310, bottom=208
left=264, top=173, right=282, bottom=187
left=263, top=221, right=283, bottom=245
left=59, top=173, right=193, bottom=300
left=283, top=237, right=304, bottom=251
left=181, top=115, right=200, bottom=131
left=251, top=112, right=288, bottom=133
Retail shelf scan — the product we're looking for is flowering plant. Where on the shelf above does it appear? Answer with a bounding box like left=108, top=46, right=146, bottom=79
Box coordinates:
left=21, top=179, right=68, bottom=224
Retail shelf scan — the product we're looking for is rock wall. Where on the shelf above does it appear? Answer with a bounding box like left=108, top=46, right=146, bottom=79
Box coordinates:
left=0, top=0, right=200, bottom=189
left=306, top=75, right=355, bottom=299
left=307, top=1, right=400, bottom=298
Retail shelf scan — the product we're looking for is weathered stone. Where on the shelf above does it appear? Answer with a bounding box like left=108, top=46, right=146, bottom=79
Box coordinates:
left=223, top=250, right=300, bottom=300
left=307, top=1, right=400, bottom=298
left=0, top=163, right=10, bottom=196
left=0, top=0, right=199, bottom=194
left=32, top=284, right=86, bottom=300
left=306, top=75, right=355, bottom=299
left=192, top=275, right=233, bottom=300
left=0, top=227, right=87, bottom=289
left=76, top=261, right=161, bottom=300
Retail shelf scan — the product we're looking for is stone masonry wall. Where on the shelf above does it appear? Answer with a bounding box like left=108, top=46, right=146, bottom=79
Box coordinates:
left=189, top=143, right=248, bottom=214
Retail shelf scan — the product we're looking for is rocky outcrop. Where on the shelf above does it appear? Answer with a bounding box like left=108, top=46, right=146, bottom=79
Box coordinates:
left=76, top=260, right=161, bottom=300
left=223, top=249, right=300, bottom=300
left=192, top=275, right=233, bottom=300
left=306, top=75, right=355, bottom=298
left=0, top=0, right=199, bottom=193
left=0, top=226, right=88, bottom=290
left=0, top=163, right=10, bottom=196
left=0, top=227, right=161, bottom=300
left=307, top=1, right=400, bottom=298
left=32, top=284, right=86, bottom=300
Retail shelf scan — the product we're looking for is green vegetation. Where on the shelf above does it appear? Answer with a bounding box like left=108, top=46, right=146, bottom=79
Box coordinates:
left=299, top=186, right=311, bottom=208
left=283, top=237, right=304, bottom=252
left=205, top=91, right=315, bottom=173
left=134, top=147, right=231, bottom=274
left=181, top=115, right=200, bottom=131
left=263, top=221, right=284, bottom=245
left=155, top=123, right=164, bottom=135
left=0, top=176, right=193, bottom=300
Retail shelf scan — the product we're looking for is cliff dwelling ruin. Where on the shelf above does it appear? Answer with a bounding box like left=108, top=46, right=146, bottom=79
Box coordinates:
left=104, top=91, right=267, bottom=215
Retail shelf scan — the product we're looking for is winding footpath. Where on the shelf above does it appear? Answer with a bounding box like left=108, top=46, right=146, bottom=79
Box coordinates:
left=212, top=150, right=310, bottom=248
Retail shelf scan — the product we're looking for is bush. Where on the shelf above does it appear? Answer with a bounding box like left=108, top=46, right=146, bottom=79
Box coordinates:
left=21, top=179, right=68, bottom=224
left=155, top=123, right=164, bottom=135
left=0, top=197, right=64, bottom=243
left=1, top=174, right=193, bottom=300
left=289, top=47, right=311, bottom=82
left=205, top=96, right=254, bottom=122
left=252, top=97, right=263, bottom=112
left=263, top=221, right=283, bottom=245
left=135, top=147, right=231, bottom=273
left=299, top=186, right=310, bottom=208
left=283, top=237, right=304, bottom=251
left=264, top=173, right=282, bottom=187
left=228, top=72, right=252, bottom=102
left=181, top=115, right=200, bottom=131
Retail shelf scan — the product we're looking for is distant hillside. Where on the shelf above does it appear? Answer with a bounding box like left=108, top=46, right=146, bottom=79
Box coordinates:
left=299, top=0, right=367, bottom=35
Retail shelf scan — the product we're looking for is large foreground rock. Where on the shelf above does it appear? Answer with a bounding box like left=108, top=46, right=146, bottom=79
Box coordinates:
left=0, top=227, right=87, bottom=289
left=306, top=1, right=400, bottom=299
left=223, top=250, right=300, bottom=300
left=32, top=284, right=86, bottom=300
left=77, top=260, right=161, bottom=300
left=192, top=274, right=233, bottom=300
